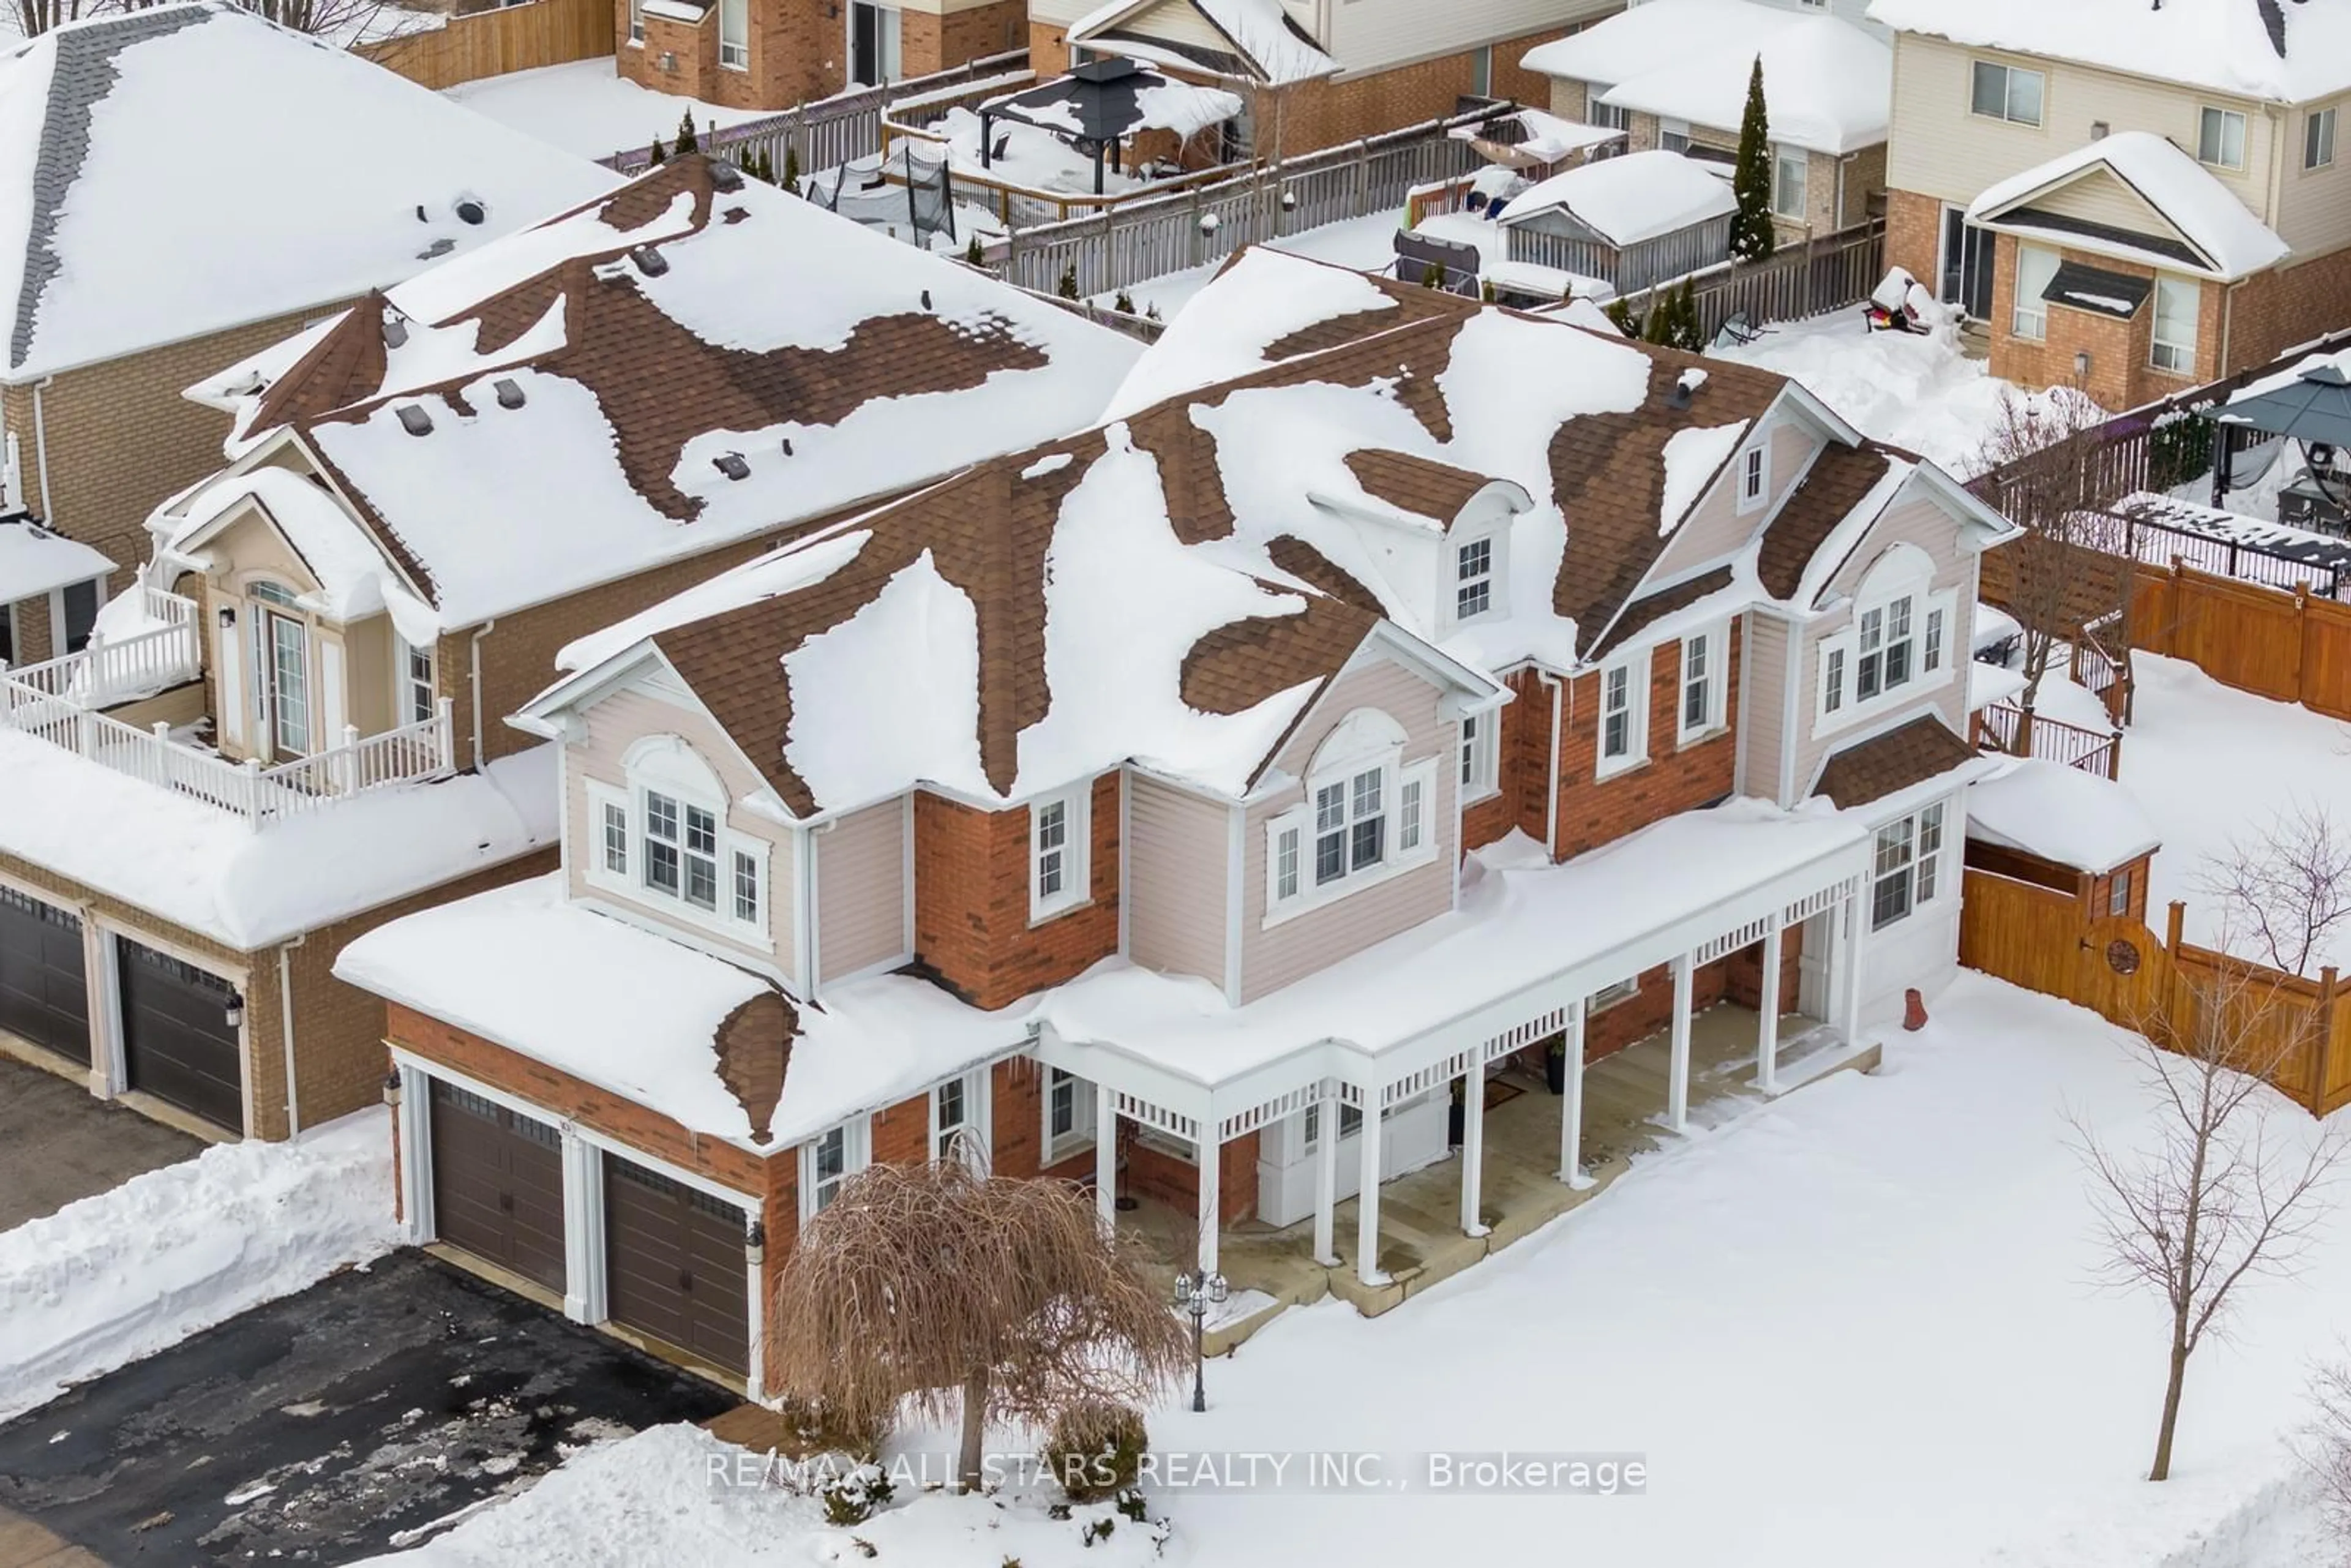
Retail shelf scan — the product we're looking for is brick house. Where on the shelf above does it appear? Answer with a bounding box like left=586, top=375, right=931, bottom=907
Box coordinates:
left=336, top=247, right=2015, bottom=1395
left=0, top=156, right=1138, bottom=1144
left=1520, top=0, right=1894, bottom=247
left=614, top=0, right=1027, bottom=110
left=1022, top=0, right=1626, bottom=158
left=1872, top=0, right=2351, bottom=411
left=0, top=2, right=617, bottom=669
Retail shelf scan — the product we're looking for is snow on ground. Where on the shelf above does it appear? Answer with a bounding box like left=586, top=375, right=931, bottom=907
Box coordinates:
left=444, top=59, right=777, bottom=161
left=0, top=1109, right=400, bottom=1425
left=1093, top=209, right=1404, bottom=320
left=1709, top=309, right=2080, bottom=478
left=351, top=979, right=2351, bottom=1566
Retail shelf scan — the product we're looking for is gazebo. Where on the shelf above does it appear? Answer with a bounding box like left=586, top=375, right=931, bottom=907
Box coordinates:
left=2216, top=350, right=2351, bottom=525
left=978, top=56, right=1242, bottom=193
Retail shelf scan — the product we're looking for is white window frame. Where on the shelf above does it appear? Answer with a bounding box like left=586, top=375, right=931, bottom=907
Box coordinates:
left=2309, top=107, right=2338, bottom=171
left=1870, top=800, right=1947, bottom=932
left=1044, top=1067, right=1098, bottom=1163
left=930, top=1067, right=990, bottom=1168
left=2198, top=105, right=2248, bottom=171
left=2012, top=242, right=2058, bottom=342
left=1596, top=648, right=1650, bottom=778
left=397, top=637, right=435, bottom=727
left=1263, top=715, right=1439, bottom=925
left=1458, top=708, right=1500, bottom=802
left=1585, top=83, right=1627, bottom=132
left=2108, top=866, right=2133, bottom=918
left=2152, top=276, right=2200, bottom=373
left=1970, top=59, right=2044, bottom=127
left=798, top=1116, right=871, bottom=1221
left=1813, top=564, right=1958, bottom=736
left=627, top=0, right=642, bottom=43
left=1452, top=533, right=1498, bottom=623
left=1678, top=623, right=1727, bottom=743
left=719, top=0, right=747, bottom=66
left=1736, top=434, right=1771, bottom=512
left=1659, top=118, right=1691, bottom=154
left=1029, top=784, right=1092, bottom=923
left=1771, top=146, right=1809, bottom=220
left=582, top=740, right=770, bottom=945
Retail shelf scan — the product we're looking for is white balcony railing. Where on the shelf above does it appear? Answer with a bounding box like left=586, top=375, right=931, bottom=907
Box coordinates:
left=1, top=585, right=203, bottom=708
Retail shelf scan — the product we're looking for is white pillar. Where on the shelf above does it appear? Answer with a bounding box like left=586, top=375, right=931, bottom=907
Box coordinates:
left=1196, top=1121, right=1221, bottom=1277
left=1459, top=1060, right=1488, bottom=1238
left=1311, top=1092, right=1340, bottom=1266
left=1355, top=1095, right=1385, bottom=1286
left=1839, top=888, right=1870, bottom=1043
left=1558, top=1005, right=1590, bottom=1188
left=1757, top=915, right=1784, bottom=1092
left=1094, top=1079, right=1117, bottom=1232
left=1668, top=953, right=1694, bottom=1133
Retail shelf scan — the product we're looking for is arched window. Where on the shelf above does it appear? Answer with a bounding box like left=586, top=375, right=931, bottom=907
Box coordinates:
left=1815, top=544, right=1956, bottom=729
left=584, top=733, right=768, bottom=940
left=1263, top=707, right=1439, bottom=920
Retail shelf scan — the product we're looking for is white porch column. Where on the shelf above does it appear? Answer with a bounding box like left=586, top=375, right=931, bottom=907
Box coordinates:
left=1756, top=914, right=1785, bottom=1093
left=1312, top=1090, right=1340, bottom=1267
left=1838, top=887, right=1870, bottom=1044
left=1196, top=1122, right=1221, bottom=1277
left=1667, top=952, right=1695, bottom=1133
left=396, top=1060, right=434, bottom=1242
left=558, top=1130, right=604, bottom=1325
left=1355, top=1093, right=1385, bottom=1286
left=1558, top=1004, right=1590, bottom=1188
left=1093, top=1079, right=1117, bottom=1232
left=1459, top=1059, right=1488, bottom=1238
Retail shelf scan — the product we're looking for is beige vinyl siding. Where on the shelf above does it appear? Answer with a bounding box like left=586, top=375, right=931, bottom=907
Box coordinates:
left=1886, top=34, right=2277, bottom=222
left=1741, top=610, right=1793, bottom=804
left=564, top=683, right=795, bottom=972
left=342, top=612, right=394, bottom=737
left=817, top=798, right=908, bottom=983
left=1651, top=410, right=1826, bottom=582
left=2034, top=165, right=2179, bottom=234
left=2277, top=94, right=2351, bottom=253
left=1790, top=489, right=1974, bottom=797
left=1125, top=771, right=1230, bottom=989
left=1239, top=655, right=1457, bottom=1003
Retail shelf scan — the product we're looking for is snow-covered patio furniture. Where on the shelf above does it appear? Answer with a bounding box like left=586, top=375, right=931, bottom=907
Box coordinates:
left=1493, top=150, right=1738, bottom=296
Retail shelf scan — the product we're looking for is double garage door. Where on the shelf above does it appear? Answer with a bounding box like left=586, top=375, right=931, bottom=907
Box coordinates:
left=428, top=1080, right=749, bottom=1376
left=0, top=887, right=88, bottom=1066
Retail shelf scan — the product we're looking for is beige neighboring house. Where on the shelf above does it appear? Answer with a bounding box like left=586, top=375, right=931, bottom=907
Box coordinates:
left=1521, top=0, right=1893, bottom=246
left=1026, top=0, right=1626, bottom=157
left=1871, top=0, right=2351, bottom=410
left=0, top=155, right=1139, bottom=1144
left=0, top=1, right=617, bottom=670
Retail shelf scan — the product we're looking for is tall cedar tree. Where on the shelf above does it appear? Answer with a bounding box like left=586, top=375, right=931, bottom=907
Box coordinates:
left=676, top=111, right=700, bottom=156
left=1729, top=56, right=1777, bottom=264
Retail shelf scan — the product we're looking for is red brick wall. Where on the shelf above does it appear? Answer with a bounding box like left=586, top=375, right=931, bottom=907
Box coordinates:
left=900, top=0, right=1023, bottom=76
left=912, top=771, right=1121, bottom=1009
left=1885, top=189, right=1941, bottom=293
left=1550, top=621, right=1742, bottom=862
left=2225, top=246, right=2351, bottom=378
left=1463, top=667, right=1553, bottom=855
left=1122, top=1130, right=1259, bottom=1225
left=1984, top=232, right=2214, bottom=410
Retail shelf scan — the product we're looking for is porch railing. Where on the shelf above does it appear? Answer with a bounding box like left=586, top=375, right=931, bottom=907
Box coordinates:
left=1973, top=699, right=2121, bottom=779
left=0, top=585, right=201, bottom=709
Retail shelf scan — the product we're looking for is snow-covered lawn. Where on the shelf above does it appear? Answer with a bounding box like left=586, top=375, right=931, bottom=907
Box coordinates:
left=0, top=1109, right=401, bottom=1425
left=444, top=60, right=777, bottom=162
left=366, top=979, right=2350, bottom=1565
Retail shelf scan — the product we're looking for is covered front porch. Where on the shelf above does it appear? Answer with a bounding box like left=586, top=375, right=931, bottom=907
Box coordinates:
left=1032, top=801, right=1881, bottom=1340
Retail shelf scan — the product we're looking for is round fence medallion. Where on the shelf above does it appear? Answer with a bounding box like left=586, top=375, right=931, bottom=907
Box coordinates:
left=2105, top=938, right=2142, bottom=976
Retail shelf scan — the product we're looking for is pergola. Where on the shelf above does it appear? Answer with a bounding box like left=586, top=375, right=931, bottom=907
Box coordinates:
left=977, top=56, right=1242, bottom=194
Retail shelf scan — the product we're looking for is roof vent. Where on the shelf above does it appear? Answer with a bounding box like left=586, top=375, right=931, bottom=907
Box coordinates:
left=779, top=437, right=793, bottom=457
left=416, top=237, right=456, bottom=261
left=631, top=244, right=669, bottom=277
left=713, top=452, right=751, bottom=481
left=383, top=317, right=408, bottom=348
left=414, top=203, right=428, bottom=222
left=920, top=289, right=932, bottom=311
left=396, top=404, right=433, bottom=437
left=454, top=197, right=487, bottom=226
left=493, top=378, right=525, bottom=410
left=1667, top=367, right=1707, bottom=410
left=710, top=161, right=744, bottom=192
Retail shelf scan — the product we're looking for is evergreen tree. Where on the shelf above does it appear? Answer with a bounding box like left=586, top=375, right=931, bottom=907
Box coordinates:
left=965, top=234, right=984, bottom=266
left=1421, top=260, right=1445, bottom=290
left=782, top=144, right=801, bottom=197
left=1729, top=56, right=1777, bottom=264
left=1057, top=263, right=1081, bottom=301
left=648, top=134, right=666, bottom=167
left=1604, top=297, right=1641, bottom=337
left=1642, top=294, right=1674, bottom=346
left=677, top=111, right=700, bottom=156
left=1665, top=279, right=1703, bottom=350
left=1113, top=290, right=1136, bottom=315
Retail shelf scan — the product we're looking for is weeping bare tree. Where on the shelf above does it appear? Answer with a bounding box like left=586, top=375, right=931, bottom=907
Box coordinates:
left=1972, top=387, right=2136, bottom=739
left=2197, top=803, right=2351, bottom=978
left=2073, top=960, right=2348, bottom=1481
left=770, top=1159, right=1190, bottom=1493
left=2293, top=1352, right=2351, bottom=1561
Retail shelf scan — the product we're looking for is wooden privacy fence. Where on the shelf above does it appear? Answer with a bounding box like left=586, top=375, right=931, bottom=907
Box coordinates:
left=984, top=110, right=1492, bottom=299
left=2129, top=558, right=2351, bottom=720
left=1608, top=219, right=1885, bottom=342
left=360, top=0, right=611, bottom=91
left=1960, top=870, right=2351, bottom=1116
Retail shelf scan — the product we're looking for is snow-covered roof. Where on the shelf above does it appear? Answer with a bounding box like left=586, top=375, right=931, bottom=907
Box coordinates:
left=1450, top=108, right=1627, bottom=168
left=1865, top=0, right=2351, bottom=104
left=334, top=873, right=1024, bottom=1152
left=0, top=512, right=112, bottom=605
left=0, top=3, right=618, bottom=380
left=0, top=732, right=558, bottom=950
left=1498, top=151, right=1741, bottom=247
left=177, top=156, right=1142, bottom=634
left=159, top=465, right=439, bottom=645
left=1067, top=0, right=1338, bottom=85
left=1967, top=757, right=2162, bottom=874
left=1523, top=0, right=1892, bottom=156
left=981, top=58, right=1242, bottom=143
left=1965, top=131, right=2290, bottom=281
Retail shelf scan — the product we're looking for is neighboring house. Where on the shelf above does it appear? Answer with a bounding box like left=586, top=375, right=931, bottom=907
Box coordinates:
left=0, top=2, right=618, bottom=669
left=617, top=0, right=1026, bottom=108
left=336, top=247, right=2014, bottom=1395
left=1026, top=0, right=1627, bottom=157
left=0, top=155, right=1139, bottom=1144
left=1871, top=0, right=2351, bottom=410
left=1522, top=0, right=1892, bottom=244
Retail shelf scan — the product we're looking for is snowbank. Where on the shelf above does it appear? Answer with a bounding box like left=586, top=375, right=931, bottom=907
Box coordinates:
left=444, top=59, right=776, bottom=162
left=0, top=1109, right=400, bottom=1425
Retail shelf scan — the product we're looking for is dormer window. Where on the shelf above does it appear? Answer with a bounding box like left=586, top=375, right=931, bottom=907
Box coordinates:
left=1455, top=537, right=1494, bottom=620
left=1737, top=437, right=1770, bottom=512
left=1265, top=708, right=1439, bottom=922
left=1816, top=545, right=1958, bottom=731
left=585, top=734, right=768, bottom=944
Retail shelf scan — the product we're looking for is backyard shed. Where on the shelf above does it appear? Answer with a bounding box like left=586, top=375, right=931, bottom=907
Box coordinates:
left=1494, top=151, right=1736, bottom=294
left=1964, top=758, right=2161, bottom=926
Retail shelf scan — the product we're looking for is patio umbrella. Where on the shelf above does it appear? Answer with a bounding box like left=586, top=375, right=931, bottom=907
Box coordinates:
left=2219, top=359, right=2351, bottom=448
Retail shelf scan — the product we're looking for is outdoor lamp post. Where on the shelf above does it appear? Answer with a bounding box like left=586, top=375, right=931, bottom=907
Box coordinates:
left=1172, top=1269, right=1228, bottom=1412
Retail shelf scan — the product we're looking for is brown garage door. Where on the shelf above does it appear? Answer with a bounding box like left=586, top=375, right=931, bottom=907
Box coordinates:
left=0, top=887, right=88, bottom=1065
left=429, top=1081, right=566, bottom=1293
left=118, top=940, right=242, bottom=1130
left=604, top=1157, right=750, bottom=1375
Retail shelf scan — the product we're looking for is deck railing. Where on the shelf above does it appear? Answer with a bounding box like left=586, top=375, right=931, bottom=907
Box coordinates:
left=1, top=586, right=201, bottom=709
left=1973, top=699, right=2122, bottom=779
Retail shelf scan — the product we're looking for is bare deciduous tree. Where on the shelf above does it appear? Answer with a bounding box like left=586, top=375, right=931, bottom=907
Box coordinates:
left=2197, top=803, right=2351, bottom=978
left=2074, top=965, right=2348, bottom=1481
left=2293, top=1352, right=2351, bottom=1562
left=1973, top=387, right=2136, bottom=736
left=15, top=0, right=411, bottom=45
left=770, top=1158, right=1189, bottom=1493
